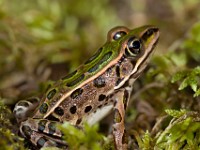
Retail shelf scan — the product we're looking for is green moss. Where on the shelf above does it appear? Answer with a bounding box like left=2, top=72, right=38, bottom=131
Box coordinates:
left=58, top=122, right=113, bottom=150
left=0, top=101, right=25, bottom=150
left=156, top=111, right=200, bottom=149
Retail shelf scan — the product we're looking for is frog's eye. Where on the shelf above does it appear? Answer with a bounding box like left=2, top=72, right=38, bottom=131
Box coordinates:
left=113, top=31, right=127, bottom=40
left=126, top=37, right=142, bottom=56
left=107, top=26, right=129, bottom=41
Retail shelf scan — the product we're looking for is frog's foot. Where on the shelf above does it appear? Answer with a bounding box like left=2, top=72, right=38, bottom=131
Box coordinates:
left=13, top=97, right=40, bottom=123
left=20, top=118, right=67, bottom=148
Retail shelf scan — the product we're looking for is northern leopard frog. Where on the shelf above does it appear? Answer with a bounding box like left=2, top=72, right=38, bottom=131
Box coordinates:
left=13, top=25, right=159, bottom=149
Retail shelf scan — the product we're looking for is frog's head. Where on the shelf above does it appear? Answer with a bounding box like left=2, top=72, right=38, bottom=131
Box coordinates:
left=107, top=25, right=159, bottom=88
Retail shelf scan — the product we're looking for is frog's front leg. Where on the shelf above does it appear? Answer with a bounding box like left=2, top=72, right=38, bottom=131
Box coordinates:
left=20, top=118, right=68, bottom=148
left=112, top=89, right=131, bottom=150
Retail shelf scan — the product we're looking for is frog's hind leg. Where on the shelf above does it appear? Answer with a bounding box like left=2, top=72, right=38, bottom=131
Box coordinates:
left=13, top=97, right=40, bottom=123
left=20, top=118, right=67, bottom=148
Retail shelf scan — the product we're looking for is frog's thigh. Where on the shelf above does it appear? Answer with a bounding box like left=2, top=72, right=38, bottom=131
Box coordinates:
left=112, top=89, right=130, bottom=150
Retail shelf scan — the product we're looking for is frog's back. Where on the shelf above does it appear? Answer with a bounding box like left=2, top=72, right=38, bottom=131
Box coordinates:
left=33, top=33, right=123, bottom=121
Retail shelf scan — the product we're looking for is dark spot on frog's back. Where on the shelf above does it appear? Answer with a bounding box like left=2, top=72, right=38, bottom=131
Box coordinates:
left=84, top=105, right=92, bottom=113
left=47, top=89, right=56, bottom=100
left=66, top=74, right=85, bottom=87
left=88, top=64, right=99, bottom=73
left=88, top=52, right=112, bottom=73
left=62, top=70, right=77, bottom=80
left=98, top=94, right=106, bottom=101
left=37, top=137, right=47, bottom=148
left=76, top=118, right=82, bottom=125
left=54, top=106, right=64, bottom=116
left=46, top=114, right=60, bottom=122
left=70, top=88, right=83, bottom=99
left=48, top=122, right=56, bottom=135
left=70, top=105, right=77, bottom=114
left=39, top=103, right=48, bottom=114
left=88, top=51, right=113, bottom=73
left=38, top=120, right=47, bottom=132
left=100, top=52, right=113, bottom=65
left=85, top=47, right=103, bottom=64
left=93, top=76, right=106, bottom=88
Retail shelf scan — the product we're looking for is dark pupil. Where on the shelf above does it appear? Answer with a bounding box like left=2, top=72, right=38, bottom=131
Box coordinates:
left=132, top=40, right=141, bottom=49
left=127, top=38, right=141, bottom=55
left=113, top=31, right=126, bottom=40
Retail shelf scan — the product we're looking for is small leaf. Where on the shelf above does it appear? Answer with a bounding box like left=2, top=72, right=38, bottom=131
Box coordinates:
left=165, top=109, right=187, bottom=118
left=194, top=88, right=200, bottom=97
left=187, top=76, right=198, bottom=92
left=178, top=76, right=197, bottom=92
left=192, top=66, right=200, bottom=75
left=142, top=131, right=152, bottom=149
left=178, top=78, right=189, bottom=90
left=171, top=71, right=187, bottom=83
left=170, top=52, right=187, bottom=67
